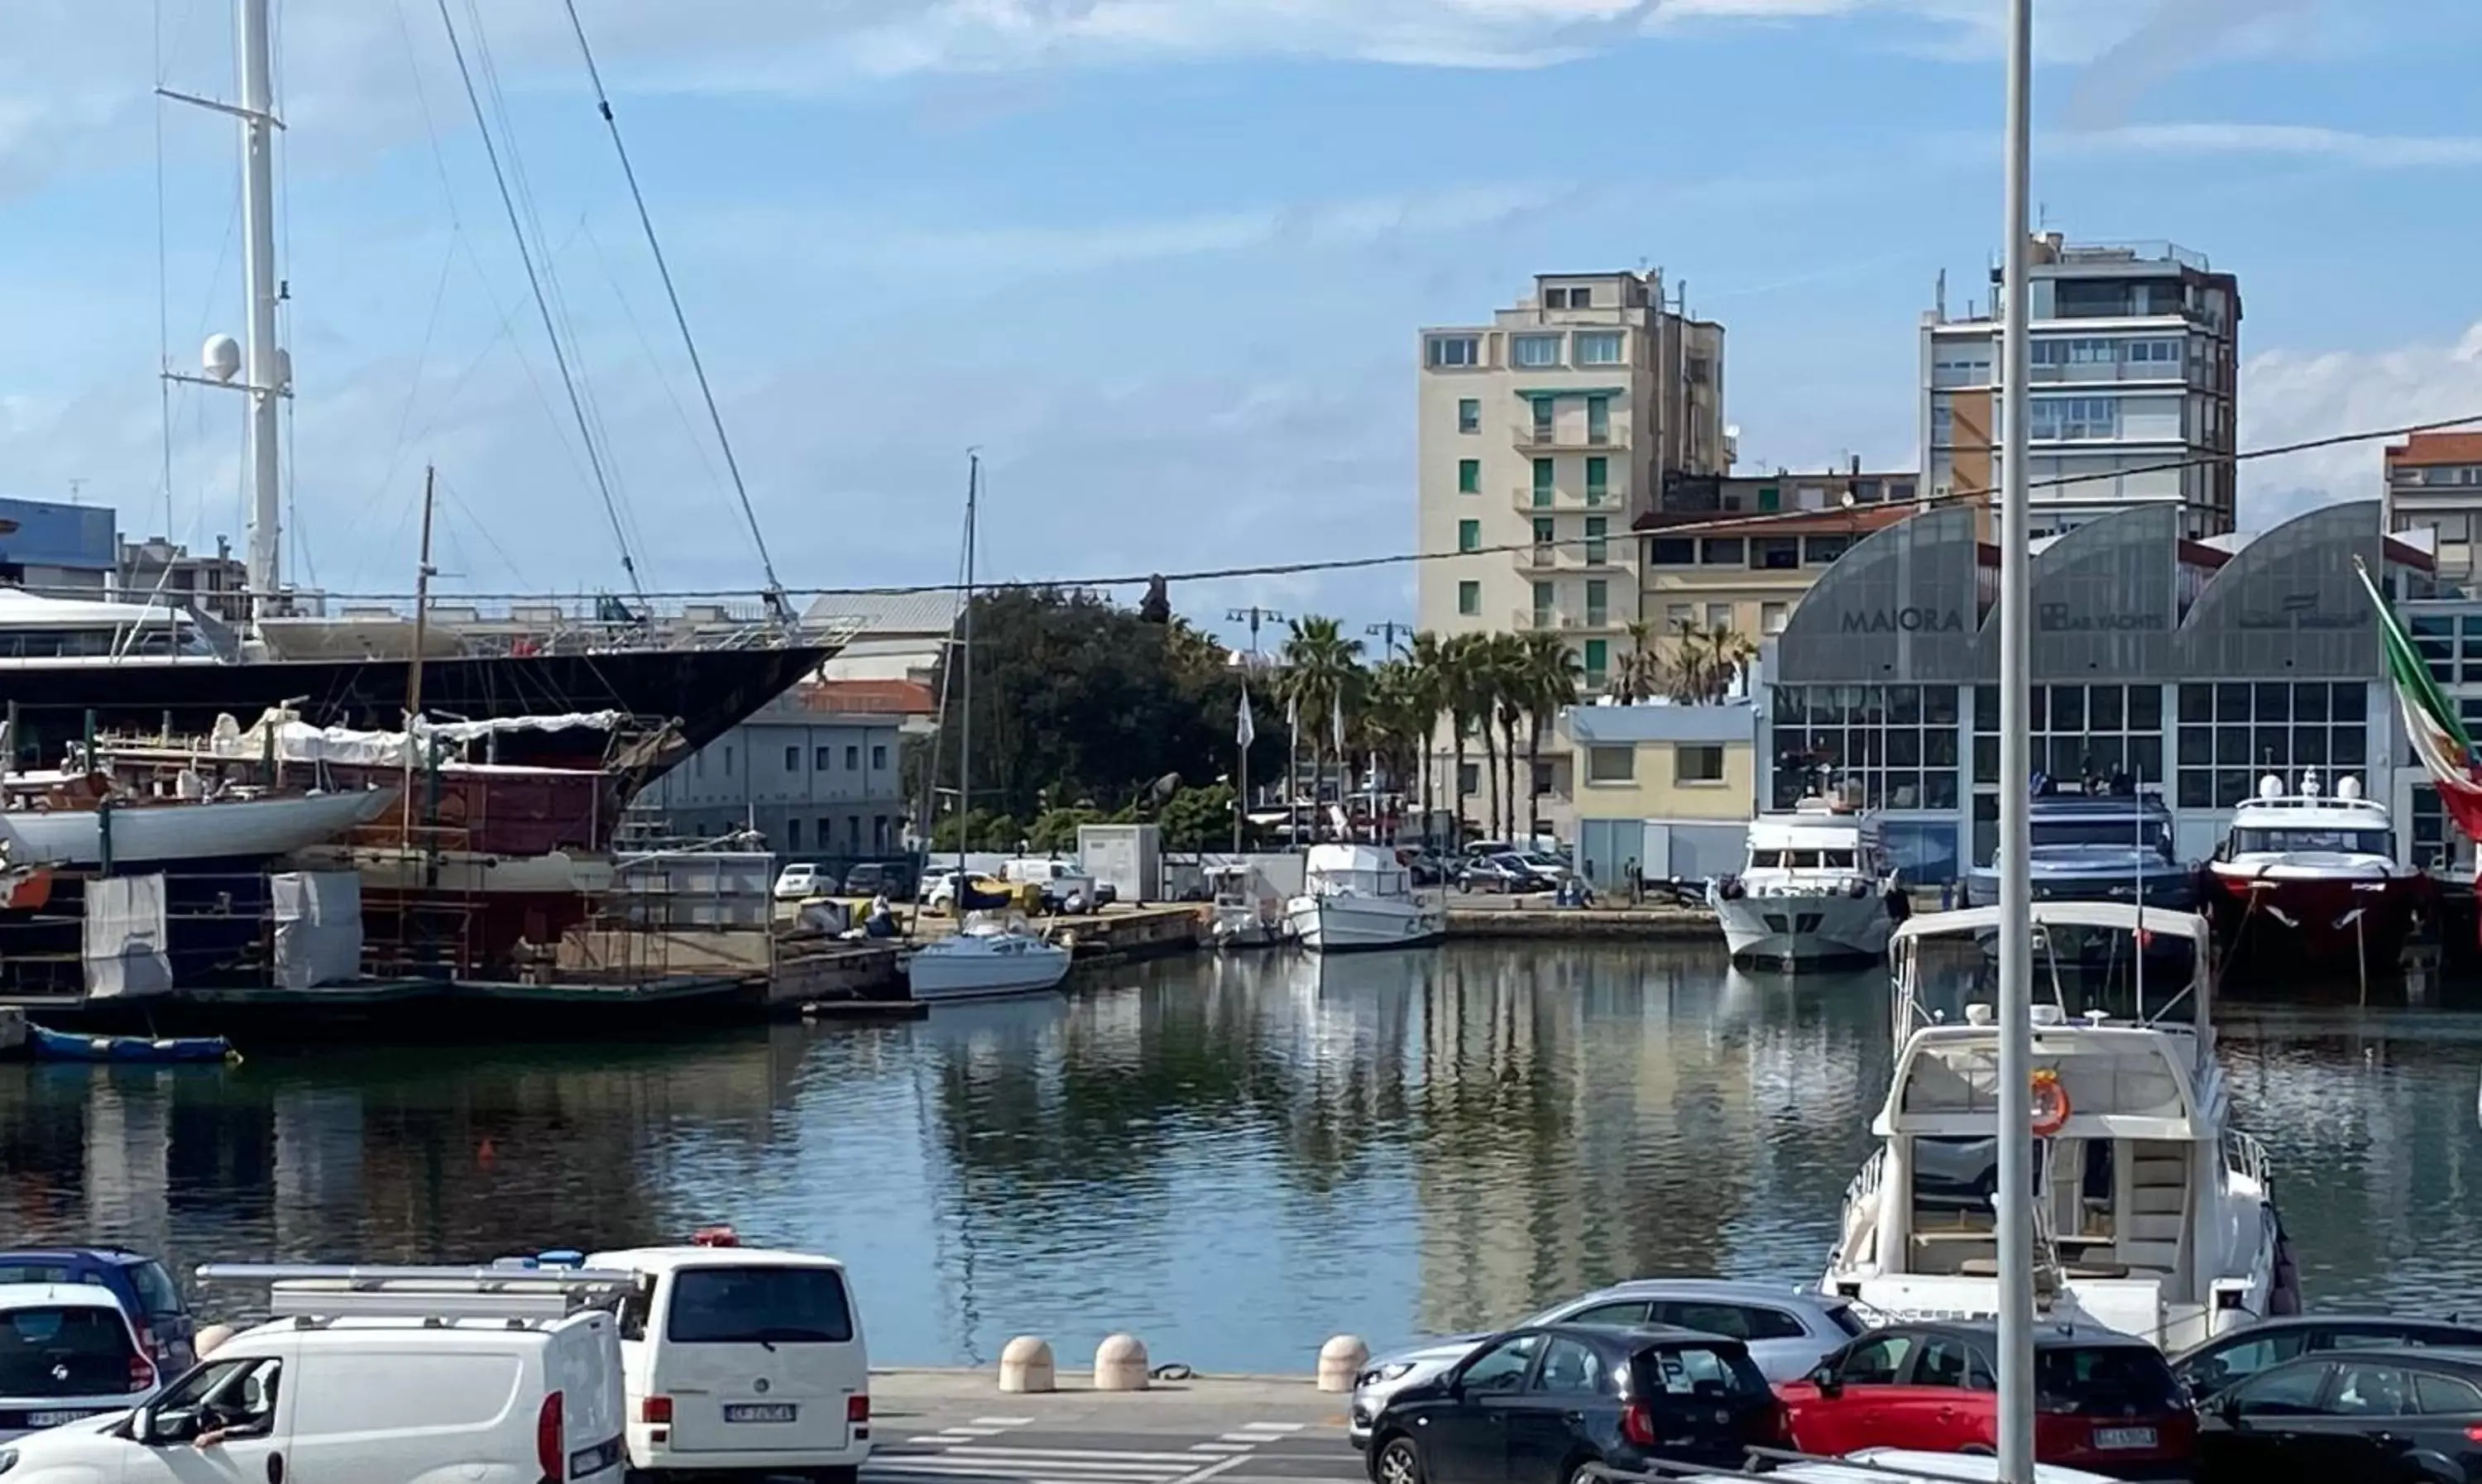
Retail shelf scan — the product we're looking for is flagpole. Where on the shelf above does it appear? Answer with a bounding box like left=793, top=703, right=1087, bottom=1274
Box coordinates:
left=1235, top=687, right=1253, bottom=854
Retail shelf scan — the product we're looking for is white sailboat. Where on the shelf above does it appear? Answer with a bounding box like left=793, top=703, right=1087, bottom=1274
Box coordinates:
left=0, top=787, right=392, bottom=871
left=904, top=453, right=1071, bottom=1003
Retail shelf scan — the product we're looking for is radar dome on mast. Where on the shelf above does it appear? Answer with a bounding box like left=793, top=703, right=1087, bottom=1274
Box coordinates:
left=2258, top=773, right=2283, bottom=801
left=202, top=334, right=241, bottom=383
left=2336, top=775, right=2364, bottom=801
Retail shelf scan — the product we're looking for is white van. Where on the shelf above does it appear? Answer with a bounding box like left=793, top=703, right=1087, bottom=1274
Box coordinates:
left=585, top=1240, right=869, bottom=1482
left=0, top=1267, right=627, bottom=1484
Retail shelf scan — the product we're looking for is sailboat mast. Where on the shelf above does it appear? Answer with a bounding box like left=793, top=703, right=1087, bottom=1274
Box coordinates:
left=237, top=0, right=285, bottom=610
left=957, top=452, right=978, bottom=878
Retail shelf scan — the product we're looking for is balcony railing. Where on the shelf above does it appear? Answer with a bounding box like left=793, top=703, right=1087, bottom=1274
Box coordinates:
left=1510, top=485, right=1627, bottom=511
left=1512, top=424, right=1622, bottom=450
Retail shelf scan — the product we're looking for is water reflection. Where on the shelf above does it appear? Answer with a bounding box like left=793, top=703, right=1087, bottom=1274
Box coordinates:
left=1, top=950, right=2477, bottom=1369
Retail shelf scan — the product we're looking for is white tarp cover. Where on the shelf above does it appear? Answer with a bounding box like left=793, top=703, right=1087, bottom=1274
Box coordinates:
left=206, top=708, right=627, bottom=768
left=84, top=874, right=172, bottom=1000
left=271, top=871, right=364, bottom=990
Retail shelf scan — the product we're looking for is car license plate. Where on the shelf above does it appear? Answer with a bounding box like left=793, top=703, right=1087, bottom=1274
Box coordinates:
left=23, top=1411, right=97, bottom=1428
left=725, top=1404, right=798, bottom=1424
left=2093, top=1426, right=2157, bottom=1450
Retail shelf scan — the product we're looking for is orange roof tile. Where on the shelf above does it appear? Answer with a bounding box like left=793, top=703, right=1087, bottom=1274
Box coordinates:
left=2387, top=432, right=2482, bottom=466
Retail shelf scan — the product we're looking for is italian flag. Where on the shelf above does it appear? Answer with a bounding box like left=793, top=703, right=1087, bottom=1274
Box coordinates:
left=2358, top=556, right=2482, bottom=839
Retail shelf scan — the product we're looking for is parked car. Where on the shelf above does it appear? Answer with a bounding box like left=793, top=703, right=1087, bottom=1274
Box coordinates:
left=2172, top=1314, right=2482, bottom=1403
left=773, top=864, right=826, bottom=901
left=1775, top=1320, right=2196, bottom=1478
left=0, top=1249, right=194, bottom=1375
left=1407, top=851, right=1449, bottom=887
left=1364, top=1322, right=1788, bottom=1483
left=841, top=862, right=918, bottom=901
left=1349, top=1279, right=1861, bottom=1448
left=1000, top=858, right=1115, bottom=912
left=2192, top=1344, right=2482, bottom=1482
left=1666, top=1453, right=2122, bottom=1483
left=1457, top=854, right=1556, bottom=894
left=0, top=1284, right=161, bottom=1440
left=1508, top=851, right=1574, bottom=883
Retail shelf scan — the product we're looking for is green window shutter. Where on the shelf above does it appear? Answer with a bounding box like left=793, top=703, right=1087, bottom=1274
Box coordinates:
left=1458, top=519, right=1481, bottom=553
left=1458, top=458, right=1480, bottom=494
left=1457, top=581, right=1480, bottom=615
left=1533, top=517, right=1555, bottom=545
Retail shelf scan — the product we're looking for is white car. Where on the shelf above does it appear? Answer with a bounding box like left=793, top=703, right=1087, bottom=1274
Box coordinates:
left=774, top=864, right=826, bottom=901
left=0, top=1285, right=161, bottom=1440
left=1349, top=1279, right=1863, bottom=1448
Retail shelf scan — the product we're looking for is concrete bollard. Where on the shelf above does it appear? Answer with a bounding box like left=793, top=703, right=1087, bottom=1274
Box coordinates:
left=1317, top=1334, right=1369, bottom=1394
left=194, top=1324, right=236, bottom=1360
left=1093, top=1333, right=1150, bottom=1391
left=999, top=1335, right=1056, bottom=1394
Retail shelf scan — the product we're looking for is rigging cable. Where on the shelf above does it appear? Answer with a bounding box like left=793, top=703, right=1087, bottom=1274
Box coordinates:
left=432, top=0, right=645, bottom=598
left=152, top=0, right=175, bottom=537
left=557, top=0, right=790, bottom=620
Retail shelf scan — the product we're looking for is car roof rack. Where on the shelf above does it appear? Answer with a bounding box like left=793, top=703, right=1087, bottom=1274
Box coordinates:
left=197, top=1263, right=641, bottom=1321
left=1587, top=1449, right=2022, bottom=1482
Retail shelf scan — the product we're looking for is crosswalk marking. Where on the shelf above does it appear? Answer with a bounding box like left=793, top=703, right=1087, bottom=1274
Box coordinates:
left=1187, top=1443, right=1253, bottom=1453
left=975, top=1416, right=1039, bottom=1427
left=865, top=1419, right=1333, bottom=1484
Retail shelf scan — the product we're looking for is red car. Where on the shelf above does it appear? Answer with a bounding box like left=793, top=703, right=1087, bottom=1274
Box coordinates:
left=1775, top=1319, right=2196, bottom=1479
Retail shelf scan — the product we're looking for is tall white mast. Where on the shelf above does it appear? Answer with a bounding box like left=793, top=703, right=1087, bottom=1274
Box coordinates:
left=237, top=0, right=285, bottom=607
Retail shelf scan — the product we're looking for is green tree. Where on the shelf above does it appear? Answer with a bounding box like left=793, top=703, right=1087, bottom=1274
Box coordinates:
left=1486, top=633, right=1527, bottom=841
left=1517, top=632, right=1582, bottom=840
left=1157, top=783, right=1237, bottom=850
left=1440, top=632, right=1492, bottom=845
left=1278, top=615, right=1366, bottom=826
left=1403, top=630, right=1452, bottom=826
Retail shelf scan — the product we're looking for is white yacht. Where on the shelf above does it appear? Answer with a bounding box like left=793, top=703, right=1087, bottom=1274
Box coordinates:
left=2204, top=771, right=2433, bottom=980
left=904, top=912, right=1071, bottom=1002
left=1822, top=902, right=2298, bottom=1352
left=1708, top=797, right=1904, bottom=969
left=1283, top=844, right=1444, bottom=954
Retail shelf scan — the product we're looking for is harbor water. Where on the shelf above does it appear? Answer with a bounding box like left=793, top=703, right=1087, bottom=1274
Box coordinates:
left=5, top=943, right=2481, bottom=1372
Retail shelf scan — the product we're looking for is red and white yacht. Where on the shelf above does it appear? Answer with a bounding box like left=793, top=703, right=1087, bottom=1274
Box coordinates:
left=2205, top=771, right=2435, bottom=981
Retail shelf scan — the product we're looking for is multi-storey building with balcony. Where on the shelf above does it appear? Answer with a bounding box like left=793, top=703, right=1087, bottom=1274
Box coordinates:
left=1921, top=236, right=2240, bottom=540
left=1415, top=271, right=1727, bottom=692
left=1637, top=465, right=1923, bottom=646
left=2384, top=431, right=2482, bottom=596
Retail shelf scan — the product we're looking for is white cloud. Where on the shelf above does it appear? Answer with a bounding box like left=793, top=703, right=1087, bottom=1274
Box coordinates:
left=2239, top=323, right=2482, bottom=528
left=2060, top=123, right=2482, bottom=169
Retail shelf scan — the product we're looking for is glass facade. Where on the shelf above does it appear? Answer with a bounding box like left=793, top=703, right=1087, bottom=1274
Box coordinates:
left=2172, top=681, right=2367, bottom=810
left=1768, top=684, right=1961, bottom=810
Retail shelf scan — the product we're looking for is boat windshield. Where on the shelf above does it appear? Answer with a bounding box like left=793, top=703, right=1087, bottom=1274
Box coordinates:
left=1751, top=848, right=1859, bottom=869
left=2030, top=819, right=2173, bottom=853
left=1909, top=952, right=2203, bottom=1033
left=2230, top=826, right=2393, bottom=856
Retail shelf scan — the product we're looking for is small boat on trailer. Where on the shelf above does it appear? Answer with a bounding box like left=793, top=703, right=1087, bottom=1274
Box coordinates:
left=1823, top=901, right=2297, bottom=1352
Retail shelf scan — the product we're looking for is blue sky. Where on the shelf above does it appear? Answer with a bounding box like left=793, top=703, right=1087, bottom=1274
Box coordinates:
left=2, top=0, right=2480, bottom=655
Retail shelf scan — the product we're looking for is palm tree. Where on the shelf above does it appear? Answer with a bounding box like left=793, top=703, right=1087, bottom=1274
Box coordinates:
left=1359, top=659, right=1428, bottom=825
left=1482, top=633, right=1528, bottom=841
left=1440, top=632, right=1495, bottom=846
left=1517, top=632, right=1582, bottom=839
left=1404, top=630, right=1451, bottom=826
left=1612, top=619, right=1661, bottom=705
left=1280, top=615, right=1366, bottom=829
left=1659, top=619, right=1756, bottom=704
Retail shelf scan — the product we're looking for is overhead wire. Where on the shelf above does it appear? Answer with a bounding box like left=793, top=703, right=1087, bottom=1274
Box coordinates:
left=273, top=405, right=2482, bottom=605
left=432, top=0, right=645, bottom=597
left=557, top=0, right=790, bottom=614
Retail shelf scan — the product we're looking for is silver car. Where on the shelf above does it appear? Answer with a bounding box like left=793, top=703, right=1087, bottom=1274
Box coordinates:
left=1346, top=1278, right=1866, bottom=1448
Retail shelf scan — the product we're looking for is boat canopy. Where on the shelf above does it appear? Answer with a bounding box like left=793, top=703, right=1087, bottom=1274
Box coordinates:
left=1876, top=1022, right=2209, bottom=1142
left=203, top=707, right=629, bottom=768
left=1890, top=902, right=2208, bottom=945
left=1304, top=843, right=1411, bottom=895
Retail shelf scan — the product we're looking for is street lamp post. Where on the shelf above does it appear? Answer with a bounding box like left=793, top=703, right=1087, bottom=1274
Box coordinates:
left=1996, top=0, right=2038, bottom=1479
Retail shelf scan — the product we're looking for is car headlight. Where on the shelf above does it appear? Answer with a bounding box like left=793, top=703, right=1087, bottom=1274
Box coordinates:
left=0, top=1445, right=20, bottom=1474
left=1357, top=1363, right=1416, bottom=1387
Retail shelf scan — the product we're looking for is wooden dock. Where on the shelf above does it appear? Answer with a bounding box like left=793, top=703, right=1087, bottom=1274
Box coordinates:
left=1445, top=902, right=1718, bottom=942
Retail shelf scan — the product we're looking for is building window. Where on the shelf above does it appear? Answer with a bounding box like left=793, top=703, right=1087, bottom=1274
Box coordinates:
left=787, top=818, right=802, bottom=850
left=1457, top=458, right=1480, bottom=494
left=1583, top=637, right=1608, bottom=687
left=845, top=744, right=860, bottom=769
left=1930, top=400, right=1954, bottom=446
left=2173, top=681, right=2367, bottom=810
left=2030, top=396, right=2119, bottom=440
left=1458, top=519, right=1481, bottom=553
left=1586, top=744, right=1635, bottom=783
left=1427, top=335, right=1479, bottom=368
left=1932, top=349, right=1992, bottom=387
left=785, top=745, right=801, bottom=772
left=814, top=746, right=832, bottom=770
left=1804, top=534, right=1852, bottom=564
left=1457, top=580, right=1480, bottom=616
left=1584, top=517, right=1608, bottom=564
left=1531, top=517, right=1555, bottom=552
left=1586, top=395, right=1611, bottom=443
left=1754, top=536, right=1799, bottom=571
left=1513, top=334, right=1562, bottom=368
left=1584, top=455, right=1608, bottom=503
left=1531, top=400, right=1555, bottom=440
left=1531, top=581, right=1554, bottom=624
left=1545, top=286, right=1592, bottom=309
left=1675, top=744, right=1726, bottom=784
left=1457, top=398, right=1479, bottom=433
left=1701, top=538, right=1744, bottom=567
left=1459, top=761, right=1480, bottom=797
left=817, top=817, right=831, bottom=845
left=1650, top=538, right=1694, bottom=566
left=1705, top=602, right=1733, bottom=631
left=1531, top=761, right=1554, bottom=797
left=847, top=816, right=862, bottom=850
left=1774, top=682, right=1964, bottom=812
left=724, top=746, right=734, bottom=775
left=1531, top=457, right=1554, bottom=505
left=1761, top=601, right=1789, bottom=634
left=872, top=744, right=888, bottom=769
left=1665, top=602, right=1695, bottom=629
left=1584, top=581, right=1608, bottom=627
left=1574, top=331, right=1623, bottom=366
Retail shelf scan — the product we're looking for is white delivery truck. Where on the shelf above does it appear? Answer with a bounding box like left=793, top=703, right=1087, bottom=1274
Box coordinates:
left=0, top=1262, right=630, bottom=1484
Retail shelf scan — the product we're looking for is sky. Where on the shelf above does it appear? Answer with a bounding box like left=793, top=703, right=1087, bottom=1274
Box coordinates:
left=2, top=0, right=2480, bottom=658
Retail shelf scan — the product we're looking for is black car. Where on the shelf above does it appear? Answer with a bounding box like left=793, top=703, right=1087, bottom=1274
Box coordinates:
left=2175, top=1315, right=2482, bottom=1403
left=1365, top=1322, right=1785, bottom=1484
left=2196, top=1345, right=2482, bottom=1482
left=842, top=861, right=920, bottom=900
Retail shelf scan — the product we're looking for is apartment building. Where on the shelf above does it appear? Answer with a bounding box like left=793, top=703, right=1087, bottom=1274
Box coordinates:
left=1921, top=237, right=2240, bottom=540
left=1639, top=467, right=1922, bottom=644
left=1415, top=271, right=1728, bottom=692
left=2384, top=432, right=2482, bottom=595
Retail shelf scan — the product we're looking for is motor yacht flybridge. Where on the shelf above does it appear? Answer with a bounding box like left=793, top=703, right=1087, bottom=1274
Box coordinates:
left=1823, top=902, right=2298, bottom=1352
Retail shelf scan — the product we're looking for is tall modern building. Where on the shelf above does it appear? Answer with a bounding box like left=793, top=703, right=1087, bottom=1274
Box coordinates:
left=1920, top=236, right=2240, bottom=540
left=2384, top=431, right=2482, bottom=595
left=1415, top=271, right=1727, bottom=692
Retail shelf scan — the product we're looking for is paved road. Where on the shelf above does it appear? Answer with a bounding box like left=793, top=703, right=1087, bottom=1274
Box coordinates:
left=868, top=1373, right=1363, bottom=1484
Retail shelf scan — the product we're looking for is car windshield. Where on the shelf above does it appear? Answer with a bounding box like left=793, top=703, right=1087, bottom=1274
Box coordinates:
left=0, top=1305, right=137, bottom=1398
left=2036, top=1344, right=2184, bottom=1415
left=668, top=1266, right=854, bottom=1344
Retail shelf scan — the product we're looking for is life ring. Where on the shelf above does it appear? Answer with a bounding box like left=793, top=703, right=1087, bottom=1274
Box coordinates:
left=2029, top=1069, right=2071, bottom=1137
